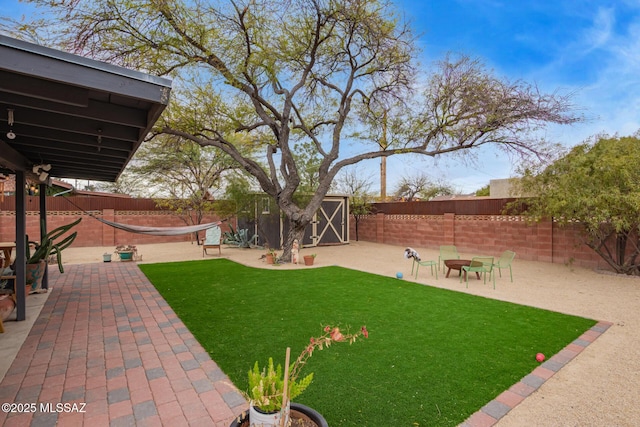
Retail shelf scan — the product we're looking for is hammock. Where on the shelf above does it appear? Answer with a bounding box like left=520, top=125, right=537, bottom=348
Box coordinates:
left=96, top=217, right=223, bottom=236
left=59, top=192, right=225, bottom=236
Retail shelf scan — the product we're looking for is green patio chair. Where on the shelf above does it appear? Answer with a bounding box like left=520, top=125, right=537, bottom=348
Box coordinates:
left=493, top=250, right=516, bottom=282
left=413, top=258, right=438, bottom=280
left=406, top=248, right=438, bottom=280
left=460, top=256, right=495, bottom=288
left=439, top=245, right=460, bottom=271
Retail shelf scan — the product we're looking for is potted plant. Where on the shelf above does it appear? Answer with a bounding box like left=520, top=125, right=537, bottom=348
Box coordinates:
left=232, top=324, right=368, bottom=427
left=26, top=218, right=81, bottom=290
left=303, top=254, right=316, bottom=266
left=25, top=278, right=34, bottom=295
left=115, top=245, right=137, bottom=261
left=264, top=248, right=277, bottom=265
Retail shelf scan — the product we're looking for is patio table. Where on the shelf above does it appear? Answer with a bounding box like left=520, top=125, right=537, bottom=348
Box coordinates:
left=0, top=242, right=15, bottom=269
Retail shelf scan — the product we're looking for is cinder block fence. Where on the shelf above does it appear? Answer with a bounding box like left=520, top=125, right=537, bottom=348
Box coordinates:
left=350, top=212, right=607, bottom=271
left=0, top=196, right=228, bottom=248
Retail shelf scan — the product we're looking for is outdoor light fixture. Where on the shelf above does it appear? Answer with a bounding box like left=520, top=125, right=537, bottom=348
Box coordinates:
left=6, top=109, right=15, bottom=140
left=96, top=128, right=102, bottom=152
left=25, top=183, right=39, bottom=196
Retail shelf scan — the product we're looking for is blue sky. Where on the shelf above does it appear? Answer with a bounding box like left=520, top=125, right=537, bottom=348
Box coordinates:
left=2, top=1, right=639, bottom=194
left=385, top=0, right=640, bottom=193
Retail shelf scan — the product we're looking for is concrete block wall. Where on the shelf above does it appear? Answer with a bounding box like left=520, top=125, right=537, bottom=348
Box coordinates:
left=351, top=213, right=610, bottom=271
left=0, top=210, right=231, bottom=248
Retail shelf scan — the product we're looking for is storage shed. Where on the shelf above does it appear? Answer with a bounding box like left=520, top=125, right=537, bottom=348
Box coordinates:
left=238, top=194, right=350, bottom=249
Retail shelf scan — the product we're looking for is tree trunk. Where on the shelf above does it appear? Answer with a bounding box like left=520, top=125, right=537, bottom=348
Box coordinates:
left=616, top=232, right=627, bottom=267
left=588, top=229, right=640, bottom=276
left=380, top=157, right=386, bottom=201
left=281, top=216, right=310, bottom=262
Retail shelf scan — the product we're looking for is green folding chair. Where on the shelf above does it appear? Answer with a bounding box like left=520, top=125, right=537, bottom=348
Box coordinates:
left=493, top=250, right=516, bottom=282
left=438, top=245, right=460, bottom=271
left=460, top=256, right=495, bottom=288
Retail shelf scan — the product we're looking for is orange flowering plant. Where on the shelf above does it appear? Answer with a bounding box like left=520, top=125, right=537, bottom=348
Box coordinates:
left=246, top=324, right=369, bottom=413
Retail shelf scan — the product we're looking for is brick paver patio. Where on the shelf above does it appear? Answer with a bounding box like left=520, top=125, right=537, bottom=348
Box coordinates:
left=0, top=263, right=247, bottom=427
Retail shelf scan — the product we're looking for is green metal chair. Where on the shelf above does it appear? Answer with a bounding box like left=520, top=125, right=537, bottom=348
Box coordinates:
left=493, top=250, right=516, bottom=282
left=460, top=256, right=495, bottom=288
left=405, top=248, right=438, bottom=280
left=438, top=245, right=460, bottom=271
left=412, top=258, right=438, bottom=280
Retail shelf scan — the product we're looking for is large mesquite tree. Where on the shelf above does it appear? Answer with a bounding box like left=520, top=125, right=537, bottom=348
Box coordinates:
left=19, top=0, right=582, bottom=257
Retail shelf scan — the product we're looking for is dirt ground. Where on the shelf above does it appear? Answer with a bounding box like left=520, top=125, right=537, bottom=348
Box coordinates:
left=64, top=240, right=640, bottom=426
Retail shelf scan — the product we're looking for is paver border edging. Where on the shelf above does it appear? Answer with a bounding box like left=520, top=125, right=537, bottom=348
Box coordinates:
left=460, top=321, right=613, bottom=427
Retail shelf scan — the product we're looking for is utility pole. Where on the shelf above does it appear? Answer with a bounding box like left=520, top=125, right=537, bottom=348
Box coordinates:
left=380, top=110, right=388, bottom=201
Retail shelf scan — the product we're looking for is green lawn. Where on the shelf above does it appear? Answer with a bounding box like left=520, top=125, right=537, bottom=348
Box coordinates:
left=140, top=259, right=596, bottom=427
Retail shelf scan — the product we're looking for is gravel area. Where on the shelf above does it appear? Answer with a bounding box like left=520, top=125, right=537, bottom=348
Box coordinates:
left=64, top=240, right=640, bottom=426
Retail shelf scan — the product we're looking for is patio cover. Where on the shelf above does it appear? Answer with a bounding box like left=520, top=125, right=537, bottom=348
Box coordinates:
left=0, top=35, right=172, bottom=320
left=0, top=35, right=171, bottom=181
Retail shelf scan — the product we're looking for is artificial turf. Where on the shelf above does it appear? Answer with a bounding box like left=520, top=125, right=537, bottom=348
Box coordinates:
left=139, top=259, right=596, bottom=427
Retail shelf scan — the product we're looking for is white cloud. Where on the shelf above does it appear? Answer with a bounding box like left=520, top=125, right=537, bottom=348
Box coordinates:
left=574, top=12, right=640, bottom=139
left=525, top=5, right=640, bottom=148
left=583, top=7, right=615, bottom=52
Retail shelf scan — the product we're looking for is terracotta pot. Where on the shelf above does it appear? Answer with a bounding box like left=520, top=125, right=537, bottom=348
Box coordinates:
left=303, top=256, right=315, bottom=266
left=26, top=260, right=46, bottom=291
left=0, top=294, right=16, bottom=321
left=265, top=254, right=275, bottom=264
